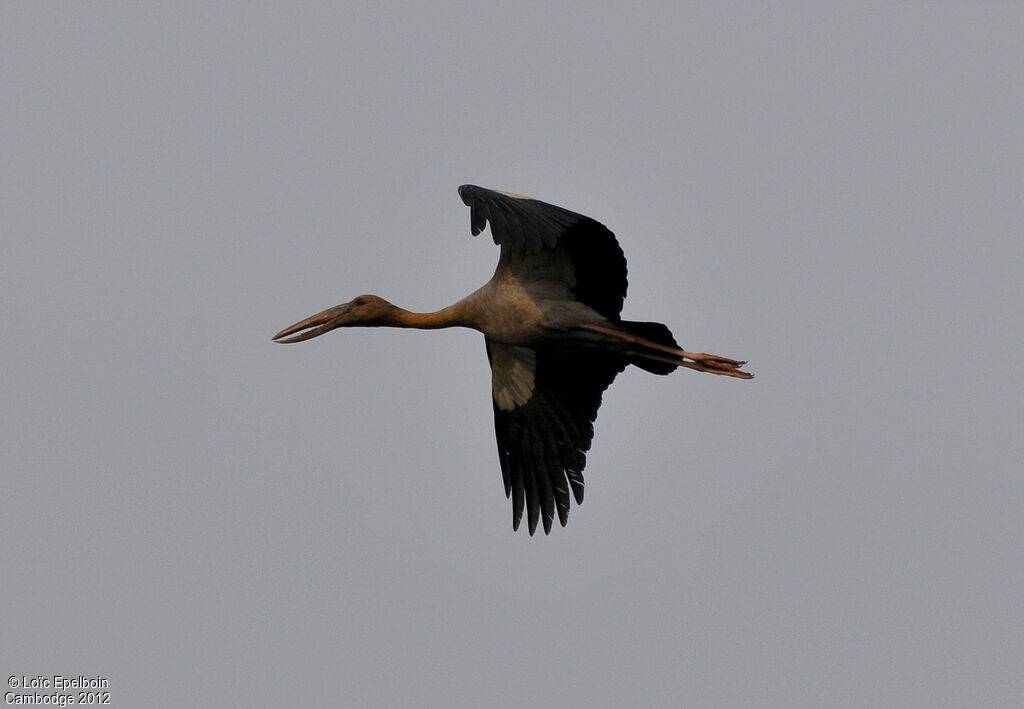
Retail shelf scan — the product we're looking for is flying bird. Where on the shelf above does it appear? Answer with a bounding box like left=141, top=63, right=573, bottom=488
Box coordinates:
left=274, top=185, right=751, bottom=534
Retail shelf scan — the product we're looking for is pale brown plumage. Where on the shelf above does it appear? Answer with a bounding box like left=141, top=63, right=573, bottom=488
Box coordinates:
left=274, top=185, right=751, bottom=534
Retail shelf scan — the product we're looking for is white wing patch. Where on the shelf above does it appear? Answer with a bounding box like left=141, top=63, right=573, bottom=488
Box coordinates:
left=490, top=344, right=537, bottom=411
left=494, top=188, right=535, bottom=201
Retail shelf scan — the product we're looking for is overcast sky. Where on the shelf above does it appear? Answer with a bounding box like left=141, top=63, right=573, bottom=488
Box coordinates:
left=3, top=3, right=1023, bottom=707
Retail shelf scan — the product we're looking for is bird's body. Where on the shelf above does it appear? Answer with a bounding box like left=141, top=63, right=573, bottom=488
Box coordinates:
left=274, top=185, right=751, bottom=534
left=464, top=275, right=605, bottom=346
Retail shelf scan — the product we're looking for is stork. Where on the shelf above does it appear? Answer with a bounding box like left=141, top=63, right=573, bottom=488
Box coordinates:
left=274, top=185, right=751, bottom=534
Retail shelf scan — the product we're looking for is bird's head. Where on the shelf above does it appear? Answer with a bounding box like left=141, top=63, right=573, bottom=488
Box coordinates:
left=273, top=294, right=399, bottom=343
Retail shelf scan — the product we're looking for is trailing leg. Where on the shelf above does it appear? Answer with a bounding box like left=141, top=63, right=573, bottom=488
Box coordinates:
left=581, top=322, right=753, bottom=379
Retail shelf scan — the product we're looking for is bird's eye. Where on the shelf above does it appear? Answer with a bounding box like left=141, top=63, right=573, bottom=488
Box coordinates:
left=354, top=297, right=366, bottom=306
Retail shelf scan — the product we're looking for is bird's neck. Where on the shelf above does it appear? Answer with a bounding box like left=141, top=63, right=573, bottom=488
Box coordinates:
left=387, top=301, right=472, bottom=330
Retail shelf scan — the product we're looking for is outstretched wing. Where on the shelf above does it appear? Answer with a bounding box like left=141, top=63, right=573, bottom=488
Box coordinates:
left=458, top=184, right=628, bottom=320
left=487, top=341, right=627, bottom=535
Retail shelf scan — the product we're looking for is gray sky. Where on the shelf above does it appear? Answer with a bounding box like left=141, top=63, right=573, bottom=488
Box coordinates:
left=3, top=3, right=1022, bottom=707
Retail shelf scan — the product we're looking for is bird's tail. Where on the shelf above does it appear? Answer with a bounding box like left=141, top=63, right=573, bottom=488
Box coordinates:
left=588, top=321, right=754, bottom=379
left=618, top=321, right=681, bottom=375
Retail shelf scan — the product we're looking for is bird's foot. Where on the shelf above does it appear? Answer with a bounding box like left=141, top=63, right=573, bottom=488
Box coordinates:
left=677, top=351, right=753, bottom=379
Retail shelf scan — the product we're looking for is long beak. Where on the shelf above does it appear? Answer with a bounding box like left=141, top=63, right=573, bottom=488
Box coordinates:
left=273, top=302, right=355, bottom=343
